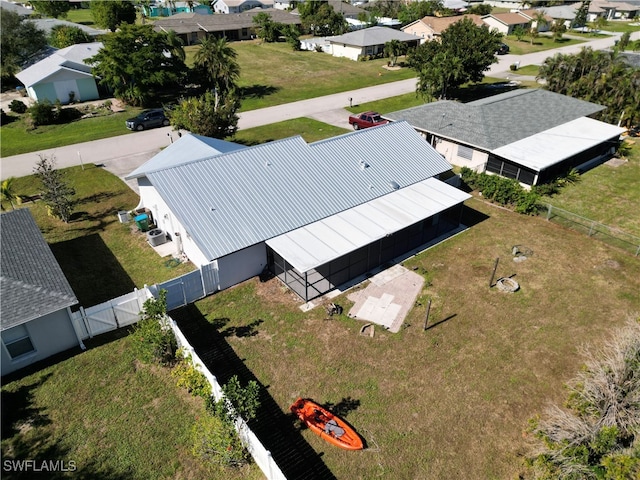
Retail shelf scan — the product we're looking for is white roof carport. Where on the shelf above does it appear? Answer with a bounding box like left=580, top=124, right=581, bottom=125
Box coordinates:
left=492, top=117, right=624, bottom=171
left=266, top=178, right=470, bottom=273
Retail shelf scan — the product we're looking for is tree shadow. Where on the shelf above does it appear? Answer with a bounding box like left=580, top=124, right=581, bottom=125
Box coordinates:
left=171, top=304, right=337, bottom=480
left=1, top=375, right=52, bottom=439
left=221, top=318, right=264, bottom=338
left=322, top=396, right=361, bottom=418
left=239, top=84, right=280, bottom=99
left=49, top=234, right=136, bottom=305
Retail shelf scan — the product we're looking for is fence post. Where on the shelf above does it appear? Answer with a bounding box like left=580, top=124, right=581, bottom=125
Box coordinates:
left=588, top=221, right=595, bottom=236
left=546, top=204, right=552, bottom=220
left=267, top=450, right=273, bottom=480
left=80, top=306, right=92, bottom=338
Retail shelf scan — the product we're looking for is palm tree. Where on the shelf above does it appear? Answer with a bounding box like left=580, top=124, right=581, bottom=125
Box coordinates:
left=164, top=29, right=185, bottom=61
left=193, top=36, right=240, bottom=94
left=1, top=177, right=19, bottom=210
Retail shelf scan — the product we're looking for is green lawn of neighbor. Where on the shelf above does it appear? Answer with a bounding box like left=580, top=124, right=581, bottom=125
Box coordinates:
left=502, top=35, right=586, bottom=55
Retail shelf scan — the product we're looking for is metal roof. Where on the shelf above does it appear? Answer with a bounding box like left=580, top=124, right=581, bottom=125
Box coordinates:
left=492, top=117, right=624, bottom=171
left=383, top=89, right=606, bottom=151
left=15, top=42, right=103, bottom=87
left=266, top=177, right=471, bottom=272
left=1, top=209, right=78, bottom=331
left=144, top=122, right=454, bottom=261
left=328, top=26, right=419, bottom=47
left=126, top=133, right=246, bottom=179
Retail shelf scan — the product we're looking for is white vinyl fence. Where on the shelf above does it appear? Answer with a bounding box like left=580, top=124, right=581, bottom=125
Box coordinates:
left=71, top=288, right=151, bottom=339
left=168, top=317, right=287, bottom=480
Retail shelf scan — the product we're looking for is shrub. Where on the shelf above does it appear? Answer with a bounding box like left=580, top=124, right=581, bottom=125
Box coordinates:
left=129, top=290, right=177, bottom=365
left=510, top=63, right=518, bottom=71
left=172, top=352, right=212, bottom=399
left=191, top=414, right=249, bottom=468
left=9, top=99, right=27, bottom=114
left=29, top=100, right=56, bottom=126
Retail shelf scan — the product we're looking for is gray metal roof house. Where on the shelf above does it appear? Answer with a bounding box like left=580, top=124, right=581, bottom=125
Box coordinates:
left=1, top=209, right=82, bottom=376
left=15, top=42, right=103, bottom=105
left=126, top=122, right=470, bottom=301
left=384, top=89, right=624, bottom=186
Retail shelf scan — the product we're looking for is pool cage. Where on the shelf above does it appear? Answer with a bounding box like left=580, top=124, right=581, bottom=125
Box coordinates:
left=268, top=204, right=464, bottom=302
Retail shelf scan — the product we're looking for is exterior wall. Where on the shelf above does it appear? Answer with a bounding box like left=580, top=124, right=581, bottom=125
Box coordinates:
left=138, top=179, right=209, bottom=266
left=27, top=70, right=98, bottom=104
left=216, top=243, right=267, bottom=290
left=75, top=77, right=100, bottom=102
left=1, top=310, right=79, bottom=376
left=434, top=138, right=488, bottom=172
left=28, top=83, right=57, bottom=103
left=482, top=16, right=510, bottom=34
left=330, top=43, right=364, bottom=61
left=402, top=22, right=433, bottom=42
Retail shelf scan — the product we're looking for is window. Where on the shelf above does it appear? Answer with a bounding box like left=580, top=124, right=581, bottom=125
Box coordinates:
left=2, top=324, right=35, bottom=359
left=457, top=145, right=474, bottom=161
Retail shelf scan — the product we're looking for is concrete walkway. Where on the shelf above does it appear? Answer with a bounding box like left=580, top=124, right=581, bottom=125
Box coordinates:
left=2, top=30, right=634, bottom=181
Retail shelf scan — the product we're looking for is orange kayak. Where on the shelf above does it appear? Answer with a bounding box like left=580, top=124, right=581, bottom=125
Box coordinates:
left=290, top=398, right=364, bottom=451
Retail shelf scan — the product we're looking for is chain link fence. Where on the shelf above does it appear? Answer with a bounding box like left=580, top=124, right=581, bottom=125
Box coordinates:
left=545, top=204, right=640, bottom=256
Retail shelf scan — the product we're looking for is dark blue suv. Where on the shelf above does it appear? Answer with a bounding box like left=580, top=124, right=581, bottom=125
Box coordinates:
left=125, top=109, right=169, bottom=131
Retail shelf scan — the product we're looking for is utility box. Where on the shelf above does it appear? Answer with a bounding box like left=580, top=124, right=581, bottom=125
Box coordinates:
left=118, top=210, right=131, bottom=223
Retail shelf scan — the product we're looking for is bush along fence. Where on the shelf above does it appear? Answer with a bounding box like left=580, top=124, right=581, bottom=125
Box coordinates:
left=545, top=204, right=640, bottom=256
left=127, top=291, right=286, bottom=479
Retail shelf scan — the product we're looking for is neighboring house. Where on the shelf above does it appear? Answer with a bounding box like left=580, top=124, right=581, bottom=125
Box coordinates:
left=314, top=26, right=420, bottom=61
left=383, top=89, right=624, bottom=187
left=402, top=14, right=484, bottom=43
left=31, top=17, right=108, bottom=38
left=214, top=0, right=274, bottom=14
left=515, top=9, right=553, bottom=31
left=291, top=0, right=364, bottom=18
left=125, top=122, right=470, bottom=302
left=0, top=0, right=33, bottom=15
left=142, top=1, right=212, bottom=17
left=1, top=209, right=82, bottom=376
left=153, top=9, right=301, bottom=44
left=541, top=4, right=581, bottom=28
left=599, top=0, right=639, bottom=19
left=481, top=12, right=532, bottom=35
left=15, top=42, right=103, bottom=105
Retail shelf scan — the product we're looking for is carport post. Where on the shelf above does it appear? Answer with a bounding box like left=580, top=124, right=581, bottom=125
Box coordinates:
left=423, top=299, right=432, bottom=331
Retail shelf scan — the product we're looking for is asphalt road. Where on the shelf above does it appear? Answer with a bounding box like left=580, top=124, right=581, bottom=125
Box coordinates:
left=1, top=30, right=632, bottom=182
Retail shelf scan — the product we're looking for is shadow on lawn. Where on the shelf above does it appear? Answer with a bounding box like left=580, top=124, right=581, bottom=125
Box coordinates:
left=460, top=204, right=490, bottom=228
left=239, top=84, right=280, bottom=100
left=171, top=304, right=337, bottom=480
left=50, top=234, right=136, bottom=306
left=1, top=370, right=128, bottom=480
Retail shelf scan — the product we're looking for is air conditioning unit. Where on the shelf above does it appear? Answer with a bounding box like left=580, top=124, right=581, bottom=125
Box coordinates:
left=147, top=228, right=167, bottom=247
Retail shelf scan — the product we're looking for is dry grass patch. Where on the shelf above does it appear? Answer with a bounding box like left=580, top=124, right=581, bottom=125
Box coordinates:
left=192, top=198, right=640, bottom=479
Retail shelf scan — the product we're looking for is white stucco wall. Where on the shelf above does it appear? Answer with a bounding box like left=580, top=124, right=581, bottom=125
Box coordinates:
left=216, top=243, right=267, bottom=290
left=435, top=139, right=488, bottom=172
left=330, top=43, right=364, bottom=61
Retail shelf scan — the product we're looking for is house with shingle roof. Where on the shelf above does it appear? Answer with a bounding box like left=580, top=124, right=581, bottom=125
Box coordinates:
left=1, top=209, right=82, bottom=376
left=481, top=12, right=534, bottom=34
left=15, top=42, right=103, bottom=105
left=125, top=122, right=470, bottom=302
left=402, top=14, right=485, bottom=43
left=153, top=9, right=301, bottom=44
left=318, top=26, right=420, bottom=61
left=383, top=89, right=624, bottom=187
left=213, top=0, right=274, bottom=14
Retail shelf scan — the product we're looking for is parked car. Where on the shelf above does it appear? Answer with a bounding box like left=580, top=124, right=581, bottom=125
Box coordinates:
left=496, top=43, right=510, bottom=55
left=126, top=109, right=170, bottom=131
left=348, top=111, right=389, bottom=130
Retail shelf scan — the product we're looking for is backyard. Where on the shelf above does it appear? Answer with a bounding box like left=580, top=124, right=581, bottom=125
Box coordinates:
left=1, top=138, right=639, bottom=478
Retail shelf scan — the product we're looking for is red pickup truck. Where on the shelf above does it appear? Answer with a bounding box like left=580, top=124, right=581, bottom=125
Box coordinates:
left=348, top=111, right=389, bottom=130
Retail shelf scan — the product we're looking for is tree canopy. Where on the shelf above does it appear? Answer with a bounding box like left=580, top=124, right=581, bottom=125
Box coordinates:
left=252, top=12, right=280, bottom=43
left=0, top=10, right=47, bottom=79
left=90, top=0, right=137, bottom=32
left=34, top=155, right=76, bottom=223
left=408, top=18, right=502, bottom=100
left=538, top=47, right=640, bottom=127
left=87, top=24, right=186, bottom=106
left=193, top=36, right=240, bottom=94
left=298, top=1, right=348, bottom=36
left=30, top=0, right=72, bottom=18
left=49, top=25, right=92, bottom=49
left=168, top=90, right=240, bottom=139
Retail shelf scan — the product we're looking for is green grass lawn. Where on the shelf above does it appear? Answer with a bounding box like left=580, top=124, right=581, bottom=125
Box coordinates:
left=1, top=165, right=194, bottom=306
left=502, top=35, right=586, bottom=55
left=1, top=106, right=143, bottom=157
left=1, top=331, right=263, bottom=480
left=588, top=20, right=640, bottom=34
left=64, top=8, right=97, bottom=28
left=541, top=138, right=640, bottom=238
left=231, top=117, right=349, bottom=145
left=186, top=41, right=417, bottom=111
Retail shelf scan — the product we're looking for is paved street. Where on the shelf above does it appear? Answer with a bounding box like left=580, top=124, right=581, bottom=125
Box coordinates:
left=1, top=30, right=633, bottom=182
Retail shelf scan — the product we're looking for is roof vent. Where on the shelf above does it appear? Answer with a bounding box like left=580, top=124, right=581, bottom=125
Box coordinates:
left=389, top=181, right=400, bottom=190
left=265, top=160, right=271, bottom=167
left=359, top=160, right=369, bottom=170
